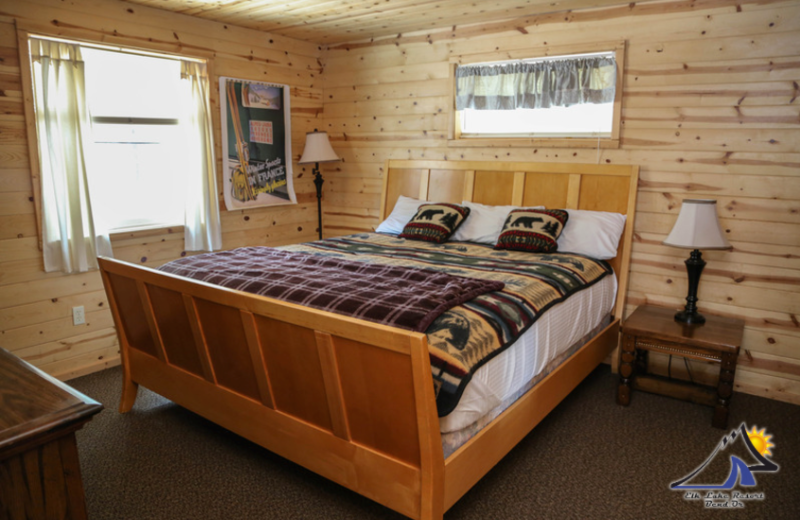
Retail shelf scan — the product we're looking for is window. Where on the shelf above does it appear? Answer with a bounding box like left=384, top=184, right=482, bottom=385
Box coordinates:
left=450, top=42, right=625, bottom=148
left=82, top=48, right=187, bottom=231
left=460, top=101, right=614, bottom=137
left=26, top=34, right=221, bottom=273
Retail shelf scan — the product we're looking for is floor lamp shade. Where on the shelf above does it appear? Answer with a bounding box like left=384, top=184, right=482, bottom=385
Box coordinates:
left=663, top=199, right=731, bottom=324
left=298, top=131, right=340, bottom=240
left=299, top=131, right=340, bottom=165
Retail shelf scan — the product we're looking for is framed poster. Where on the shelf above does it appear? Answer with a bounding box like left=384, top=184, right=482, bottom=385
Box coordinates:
left=220, top=77, right=296, bottom=210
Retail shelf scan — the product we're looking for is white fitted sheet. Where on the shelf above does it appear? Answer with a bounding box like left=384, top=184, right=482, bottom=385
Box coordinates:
left=439, top=273, right=617, bottom=433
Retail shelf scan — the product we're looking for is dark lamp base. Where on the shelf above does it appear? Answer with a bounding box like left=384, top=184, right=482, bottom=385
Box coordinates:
left=676, top=248, right=707, bottom=326
left=674, top=310, right=706, bottom=325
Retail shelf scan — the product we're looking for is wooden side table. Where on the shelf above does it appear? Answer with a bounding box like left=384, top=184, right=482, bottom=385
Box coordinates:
left=616, top=305, right=744, bottom=429
left=0, top=348, right=103, bottom=519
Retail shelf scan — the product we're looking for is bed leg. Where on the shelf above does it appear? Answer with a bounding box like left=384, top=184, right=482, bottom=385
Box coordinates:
left=119, top=377, right=139, bottom=413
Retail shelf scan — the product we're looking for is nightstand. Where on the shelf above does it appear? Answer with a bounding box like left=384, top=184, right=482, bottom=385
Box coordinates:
left=616, top=305, right=744, bottom=429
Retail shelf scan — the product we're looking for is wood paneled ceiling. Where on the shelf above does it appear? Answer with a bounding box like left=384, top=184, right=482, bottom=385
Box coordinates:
left=121, top=0, right=638, bottom=45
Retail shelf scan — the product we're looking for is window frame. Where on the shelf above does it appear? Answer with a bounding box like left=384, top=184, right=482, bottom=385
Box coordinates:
left=447, top=40, right=626, bottom=149
left=16, top=26, right=214, bottom=249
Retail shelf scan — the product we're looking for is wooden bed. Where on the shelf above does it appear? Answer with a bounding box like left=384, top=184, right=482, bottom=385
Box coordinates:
left=99, top=160, right=639, bottom=520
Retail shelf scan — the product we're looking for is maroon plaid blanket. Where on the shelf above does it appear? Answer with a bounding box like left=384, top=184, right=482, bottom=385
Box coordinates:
left=159, top=247, right=504, bottom=332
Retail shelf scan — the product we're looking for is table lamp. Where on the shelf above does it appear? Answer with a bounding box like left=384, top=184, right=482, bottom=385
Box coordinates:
left=663, top=199, right=732, bottom=324
left=298, top=130, right=340, bottom=240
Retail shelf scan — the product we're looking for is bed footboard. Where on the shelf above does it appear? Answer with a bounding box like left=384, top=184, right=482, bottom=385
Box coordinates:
left=98, top=257, right=445, bottom=520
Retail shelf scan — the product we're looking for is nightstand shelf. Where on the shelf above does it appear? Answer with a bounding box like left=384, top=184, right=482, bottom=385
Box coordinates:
left=616, top=305, right=744, bottom=429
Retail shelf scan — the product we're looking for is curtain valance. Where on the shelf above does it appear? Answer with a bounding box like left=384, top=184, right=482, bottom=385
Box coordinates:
left=455, top=56, right=616, bottom=111
left=30, top=38, right=84, bottom=62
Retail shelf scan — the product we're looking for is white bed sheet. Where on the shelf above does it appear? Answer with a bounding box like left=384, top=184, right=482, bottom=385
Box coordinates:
left=439, top=274, right=617, bottom=433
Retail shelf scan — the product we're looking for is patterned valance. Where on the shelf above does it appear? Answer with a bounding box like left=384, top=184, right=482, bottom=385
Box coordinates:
left=455, top=55, right=616, bottom=111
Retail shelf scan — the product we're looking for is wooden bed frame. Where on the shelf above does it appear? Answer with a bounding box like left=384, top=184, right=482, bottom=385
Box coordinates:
left=99, top=160, right=638, bottom=520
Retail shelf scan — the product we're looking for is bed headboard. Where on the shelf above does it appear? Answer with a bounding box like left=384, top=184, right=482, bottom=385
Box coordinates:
left=381, top=160, right=640, bottom=320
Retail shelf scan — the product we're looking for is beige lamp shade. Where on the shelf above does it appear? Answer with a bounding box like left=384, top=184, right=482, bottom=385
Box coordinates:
left=298, top=131, right=340, bottom=164
left=663, top=199, right=732, bottom=250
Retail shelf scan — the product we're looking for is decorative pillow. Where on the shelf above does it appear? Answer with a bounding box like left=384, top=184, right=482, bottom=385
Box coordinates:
left=399, top=203, right=470, bottom=243
left=375, top=195, right=430, bottom=234
left=557, top=209, right=627, bottom=259
left=495, top=209, right=568, bottom=253
left=450, top=201, right=545, bottom=245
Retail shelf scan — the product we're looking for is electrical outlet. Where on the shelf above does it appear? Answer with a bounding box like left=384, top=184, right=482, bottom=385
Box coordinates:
left=72, top=306, right=85, bottom=326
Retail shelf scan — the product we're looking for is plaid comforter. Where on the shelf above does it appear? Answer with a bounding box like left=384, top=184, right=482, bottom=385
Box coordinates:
left=158, top=247, right=503, bottom=333
left=161, top=233, right=612, bottom=416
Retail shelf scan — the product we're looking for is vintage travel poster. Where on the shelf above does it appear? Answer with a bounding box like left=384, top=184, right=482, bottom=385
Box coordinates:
left=220, top=77, right=296, bottom=210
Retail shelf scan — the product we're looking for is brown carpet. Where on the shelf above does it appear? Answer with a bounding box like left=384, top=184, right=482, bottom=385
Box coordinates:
left=68, top=366, right=799, bottom=519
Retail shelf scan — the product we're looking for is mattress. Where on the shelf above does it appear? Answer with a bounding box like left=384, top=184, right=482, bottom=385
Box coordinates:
left=440, top=273, right=617, bottom=433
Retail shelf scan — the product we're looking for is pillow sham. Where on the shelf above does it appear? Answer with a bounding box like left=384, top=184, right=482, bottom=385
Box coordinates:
left=450, top=201, right=544, bottom=245
left=557, top=209, right=627, bottom=260
left=399, top=203, right=470, bottom=243
left=375, top=195, right=430, bottom=234
left=495, top=209, right=568, bottom=253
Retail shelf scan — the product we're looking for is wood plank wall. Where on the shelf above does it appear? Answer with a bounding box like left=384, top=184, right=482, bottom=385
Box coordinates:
left=0, top=0, right=322, bottom=379
left=320, top=0, right=800, bottom=404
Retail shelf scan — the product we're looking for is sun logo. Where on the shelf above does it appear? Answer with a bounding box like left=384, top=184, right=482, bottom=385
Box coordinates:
left=746, top=426, right=775, bottom=457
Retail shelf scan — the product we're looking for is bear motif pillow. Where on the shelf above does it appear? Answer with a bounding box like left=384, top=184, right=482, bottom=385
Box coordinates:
left=495, top=209, right=569, bottom=253
left=399, top=203, right=470, bottom=243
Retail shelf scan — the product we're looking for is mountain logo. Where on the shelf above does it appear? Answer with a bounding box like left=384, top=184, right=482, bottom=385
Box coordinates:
left=671, top=423, right=779, bottom=509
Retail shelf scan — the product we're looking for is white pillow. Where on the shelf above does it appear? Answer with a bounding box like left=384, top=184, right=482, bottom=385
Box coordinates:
left=451, top=201, right=544, bottom=245
left=375, top=195, right=430, bottom=234
left=557, top=209, right=627, bottom=260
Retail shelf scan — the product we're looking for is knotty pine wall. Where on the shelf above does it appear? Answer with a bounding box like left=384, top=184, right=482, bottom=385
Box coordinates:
left=0, top=0, right=322, bottom=379
left=320, top=0, right=800, bottom=404
left=0, top=0, right=798, bottom=407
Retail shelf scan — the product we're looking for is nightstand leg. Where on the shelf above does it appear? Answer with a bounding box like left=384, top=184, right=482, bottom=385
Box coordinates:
left=713, top=352, right=737, bottom=429
left=617, top=334, right=636, bottom=406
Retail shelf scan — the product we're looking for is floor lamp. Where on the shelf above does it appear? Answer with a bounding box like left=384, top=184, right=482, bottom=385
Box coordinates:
left=298, top=130, right=340, bottom=240
left=663, top=199, right=732, bottom=324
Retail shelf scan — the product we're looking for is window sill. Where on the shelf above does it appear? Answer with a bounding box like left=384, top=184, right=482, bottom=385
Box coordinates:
left=447, top=137, right=620, bottom=149
left=109, top=224, right=185, bottom=242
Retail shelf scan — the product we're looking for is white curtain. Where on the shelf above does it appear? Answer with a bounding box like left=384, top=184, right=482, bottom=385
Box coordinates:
left=30, top=39, right=112, bottom=273
left=180, top=60, right=222, bottom=252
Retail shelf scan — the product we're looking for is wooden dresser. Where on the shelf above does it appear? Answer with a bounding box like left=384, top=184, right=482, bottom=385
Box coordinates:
left=0, top=347, right=103, bottom=520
